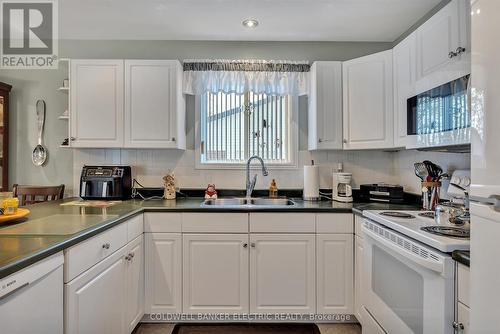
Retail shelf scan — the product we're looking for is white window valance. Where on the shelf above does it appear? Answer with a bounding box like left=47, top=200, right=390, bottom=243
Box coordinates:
left=183, top=59, right=310, bottom=96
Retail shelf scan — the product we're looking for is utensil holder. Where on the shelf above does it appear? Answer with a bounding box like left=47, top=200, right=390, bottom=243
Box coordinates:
left=421, top=181, right=441, bottom=211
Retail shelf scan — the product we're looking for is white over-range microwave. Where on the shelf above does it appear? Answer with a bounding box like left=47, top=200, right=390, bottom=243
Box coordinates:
left=406, top=75, right=470, bottom=151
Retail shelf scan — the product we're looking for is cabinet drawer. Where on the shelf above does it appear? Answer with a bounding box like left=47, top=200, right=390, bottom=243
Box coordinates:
left=354, top=214, right=364, bottom=237
left=316, top=213, right=353, bottom=233
left=458, top=263, right=470, bottom=307
left=127, top=214, right=144, bottom=241
left=250, top=213, right=315, bottom=233
left=144, top=213, right=182, bottom=232
left=183, top=213, right=248, bottom=233
left=64, top=222, right=128, bottom=282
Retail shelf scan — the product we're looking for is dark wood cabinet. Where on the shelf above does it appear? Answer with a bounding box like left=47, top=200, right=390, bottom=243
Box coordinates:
left=0, top=82, right=12, bottom=191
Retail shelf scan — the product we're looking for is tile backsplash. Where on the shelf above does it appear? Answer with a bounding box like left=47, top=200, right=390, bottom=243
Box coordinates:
left=73, top=148, right=470, bottom=196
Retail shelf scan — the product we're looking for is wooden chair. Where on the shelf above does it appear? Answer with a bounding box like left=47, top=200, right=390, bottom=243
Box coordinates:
left=13, top=184, right=65, bottom=206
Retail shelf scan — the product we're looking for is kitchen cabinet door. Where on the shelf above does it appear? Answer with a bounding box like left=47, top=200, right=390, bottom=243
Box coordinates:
left=250, top=234, right=315, bottom=314
left=308, top=61, right=343, bottom=150
left=316, top=234, right=354, bottom=315
left=183, top=234, right=249, bottom=314
left=65, top=246, right=127, bottom=334
left=342, top=50, right=393, bottom=150
left=125, top=235, right=144, bottom=333
left=354, top=235, right=364, bottom=324
left=415, top=0, right=470, bottom=93
left=393, top=33, right=416, bottom=148
left=70, top=59, right=124, bottom=147
left=124, top=60, right=185, bottom=149
left=144, top=233, right=182, bottom=314
left=457, top=302, right=470, bottom=334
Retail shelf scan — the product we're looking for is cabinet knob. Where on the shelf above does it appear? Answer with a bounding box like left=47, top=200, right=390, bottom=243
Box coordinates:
left=318, top=138, right=323, bottom=143
left=102, top=243, right=110, bottom=250
left=250, top=242, right=256, bottom=248
left=125, top=252, right=134, bottom=261
left=456, top=46, right=466, bottom=55
left=171, top=137, right=176, bottom=142
left=452, top=321, right=464, bottom=330
left=343, top=139, right=347, bottom=144
left=243, top=243, right=248, bottom=248
left=70, top=137, right=76, bottom=141
left=449, top=51, right=458, bottom=59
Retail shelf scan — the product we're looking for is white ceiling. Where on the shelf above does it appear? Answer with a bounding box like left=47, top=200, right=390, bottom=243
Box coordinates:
left=60, top=0, right=443, bottom=41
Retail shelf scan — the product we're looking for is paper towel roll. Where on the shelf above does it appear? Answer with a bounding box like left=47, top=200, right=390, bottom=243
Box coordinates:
left=303, top=165, right=320, bottom=200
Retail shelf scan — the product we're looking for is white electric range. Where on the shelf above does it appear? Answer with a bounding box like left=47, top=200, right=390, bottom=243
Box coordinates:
left=360, top=209, right=469, bottom=334
left=363, top=210, right=470, bottom=252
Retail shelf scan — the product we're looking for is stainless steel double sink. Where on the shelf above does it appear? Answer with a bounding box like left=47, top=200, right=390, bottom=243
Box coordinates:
left=201, top=198, right=295, bottom=208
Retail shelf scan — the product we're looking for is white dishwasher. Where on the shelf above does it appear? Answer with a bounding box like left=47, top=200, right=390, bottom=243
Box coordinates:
left=0, top=252, right=64, bottom=334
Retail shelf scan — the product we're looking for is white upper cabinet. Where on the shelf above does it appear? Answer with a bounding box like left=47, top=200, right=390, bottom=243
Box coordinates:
left=393, top=34, right=417, bottom=148
left=308, top=61, right=343, bottom=150
left=415, top=0, right=470, bottom=93
left=124, top=60, right=185, bottom=149
left=342, top=50, right=394, bottom=150
left=70, top=60, right=124, bottom=148
left=70, top=59, right=185, bottom=149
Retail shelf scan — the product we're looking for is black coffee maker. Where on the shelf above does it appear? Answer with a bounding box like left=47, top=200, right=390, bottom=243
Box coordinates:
left=80, top=166, right=132, bottom=200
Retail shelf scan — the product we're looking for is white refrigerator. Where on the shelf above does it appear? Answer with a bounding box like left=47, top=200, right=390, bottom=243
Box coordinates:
left=470, top=0, right=500, bottom=333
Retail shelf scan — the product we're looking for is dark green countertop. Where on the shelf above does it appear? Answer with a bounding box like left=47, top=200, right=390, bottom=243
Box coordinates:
left=0, top=197, right=419, bottom=279
left=452, top=250, right=470, bottom=267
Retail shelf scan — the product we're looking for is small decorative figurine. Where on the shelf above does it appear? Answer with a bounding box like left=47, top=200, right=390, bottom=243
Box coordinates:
left=269, top=179, right=278, bottom=198
left=205, top=184, right=218, bottom=199
left=163, top=173, right=176, bottom=200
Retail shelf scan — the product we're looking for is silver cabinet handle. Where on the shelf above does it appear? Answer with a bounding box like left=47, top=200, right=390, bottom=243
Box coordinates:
left=70, top=137, right=76, bottom=141
left=456, top=46, right=466, bottom=55
left=125, top=253, right=134, bottom=261
left=250, top=242, right=256, bottom=248
left=343, top=139, right=348, bottom=144
left=452, top=321, right=464, bottom=330
left=102, top=243, right=110, bottom=250
left=243, top=243, right=248, bottom=248
left=318, top=138, right=323, bottom=143
left=171, top=137, right=176, bottom=142
left=449, top=51, right=457, bottom=58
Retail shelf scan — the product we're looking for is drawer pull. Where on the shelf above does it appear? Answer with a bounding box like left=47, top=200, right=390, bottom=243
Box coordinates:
left=251, top=242, right=256, bottom=248
left=102, top=243, right=110, bottom=250
left=243, top=243, right=248, bottom=248
left=452, top=321, right=464, bottom=330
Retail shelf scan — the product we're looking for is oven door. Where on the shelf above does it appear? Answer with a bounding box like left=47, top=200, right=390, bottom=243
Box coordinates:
left=362, top=220, right=455, bottom=334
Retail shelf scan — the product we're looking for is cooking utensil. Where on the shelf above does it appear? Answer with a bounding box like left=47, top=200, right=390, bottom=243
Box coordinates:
left=414, top=162, right=428, bottom=181
left=32, top=100, right=47, bottom=166
left=423, top=160, right=443, bottom=181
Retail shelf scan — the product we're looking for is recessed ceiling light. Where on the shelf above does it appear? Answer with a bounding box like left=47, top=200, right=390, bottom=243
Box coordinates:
left=242, top=19, right=259, bottom=28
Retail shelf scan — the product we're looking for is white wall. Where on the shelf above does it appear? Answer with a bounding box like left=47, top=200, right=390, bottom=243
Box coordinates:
left=73, top=147, right=470, bottom=196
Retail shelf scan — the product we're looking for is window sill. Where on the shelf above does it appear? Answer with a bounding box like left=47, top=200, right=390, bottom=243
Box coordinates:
left=195, top=162, right=299, bottom=170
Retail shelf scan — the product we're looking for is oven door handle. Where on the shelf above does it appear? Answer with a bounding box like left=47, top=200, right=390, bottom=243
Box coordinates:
left=362, top=225, right=445, bottom=274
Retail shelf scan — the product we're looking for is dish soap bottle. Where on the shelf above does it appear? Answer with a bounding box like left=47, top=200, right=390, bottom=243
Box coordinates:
left=269, top=179, right=278, bottom=198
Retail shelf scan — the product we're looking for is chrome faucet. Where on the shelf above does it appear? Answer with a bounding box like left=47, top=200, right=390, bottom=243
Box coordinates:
left=246, top=156, right=269, bottom=198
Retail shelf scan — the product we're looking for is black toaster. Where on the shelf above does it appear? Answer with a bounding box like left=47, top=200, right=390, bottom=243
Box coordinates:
left=80, top=166, right=132, bottom=200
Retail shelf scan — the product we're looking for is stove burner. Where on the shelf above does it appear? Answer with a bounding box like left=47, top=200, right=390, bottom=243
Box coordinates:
left=418, top=212, right=435, bottom=219
left=421, top=226, right=470, bottom=239
left=380, top=211, right=415, bottom=219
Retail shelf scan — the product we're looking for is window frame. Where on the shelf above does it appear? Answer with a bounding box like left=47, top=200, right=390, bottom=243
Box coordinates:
left=194, top=93, right=299, bottom=170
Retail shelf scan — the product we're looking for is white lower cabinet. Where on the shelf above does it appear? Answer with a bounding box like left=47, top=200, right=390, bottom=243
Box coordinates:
left=250, top=234, right=316, bottom=314
left=354, top=235, right=364, bottom=324
left=65, top=246, right=127, bottom=334
left=144, top=233, right=182, bottom=314
left=125, top=235, right=144, bottom=333
left=316, top=234, right=354, bottom=315
left=183, top=234, right=249, bottom=314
